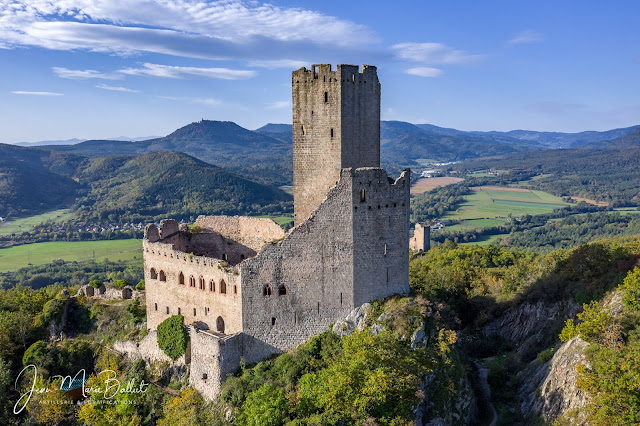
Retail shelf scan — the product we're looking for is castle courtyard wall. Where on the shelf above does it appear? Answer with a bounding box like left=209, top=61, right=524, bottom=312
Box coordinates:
left=143, top=240, right=242, bottom=333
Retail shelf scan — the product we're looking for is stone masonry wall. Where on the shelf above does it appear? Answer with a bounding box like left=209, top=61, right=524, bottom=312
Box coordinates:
left=143, top=240, right=242, bottom=333
left=195, top=215, right=285, bottom=253
left=292, top=64, right=380, bottom=226
left=239, top=171, right=355, bottom=364
left=351, top=168, right=411, bottom=306
left=188, top=328, right=243, bottom=400
left=410, top=223, right=430, bottom=252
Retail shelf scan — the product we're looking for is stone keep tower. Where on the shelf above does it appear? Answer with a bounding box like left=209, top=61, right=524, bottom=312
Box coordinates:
left=292, top=64, right=381, bottom=225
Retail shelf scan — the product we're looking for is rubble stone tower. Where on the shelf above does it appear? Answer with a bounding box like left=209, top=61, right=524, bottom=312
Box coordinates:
left=292, top=64, right=381, bottom=225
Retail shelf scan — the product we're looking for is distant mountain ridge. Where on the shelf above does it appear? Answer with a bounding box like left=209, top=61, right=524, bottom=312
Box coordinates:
left=0, top=143, right=291, bottom=220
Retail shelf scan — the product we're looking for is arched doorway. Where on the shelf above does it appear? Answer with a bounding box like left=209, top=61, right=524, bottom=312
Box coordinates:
left=216, top=316, right=225, bottom=334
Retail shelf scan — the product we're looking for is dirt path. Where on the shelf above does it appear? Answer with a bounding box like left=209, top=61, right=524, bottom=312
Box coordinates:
left=473, top=361, right=498, bottom=426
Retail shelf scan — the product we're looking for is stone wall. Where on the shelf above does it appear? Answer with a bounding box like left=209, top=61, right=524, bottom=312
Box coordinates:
left=188, top=328, right=243, bottom=400
left=195, top=215, right=285, bottom=253
left=143, top=240, right=242, bottom=333
left=292, top=64, right=381, bottom=225
left=351, top=168, right=411, bottom=306
left=239, top=170, right=356, bottom=364
left=410, top=223, right=431, bottom=252
left=113, top=331, right=186, bottom=366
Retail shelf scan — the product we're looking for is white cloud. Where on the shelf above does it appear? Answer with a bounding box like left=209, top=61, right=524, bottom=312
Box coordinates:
left=96, top=83, right=140, bottom=93
left=405, top=67, right=445, bottom=78
left=156, top=95, right=221, bottom=106
left=120, top=63, right=257, bottom=80
left=53, top=67, right=123, bottom=80
left=392, top=42, right=481, bottom=64
left=249, top=59, right=308, bottom=69
left=266, top=100, right=290, bottom=109
left=0, top=1, right=375, bottom=60
left=11, top=90, right=63, bottom=96
left=508, top=30, right=543, bottom=45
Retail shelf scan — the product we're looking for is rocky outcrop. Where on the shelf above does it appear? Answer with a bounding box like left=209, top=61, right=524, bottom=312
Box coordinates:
left=520, top=337, right=590, bottom=423
left=332, top=303, right=372, bottom=336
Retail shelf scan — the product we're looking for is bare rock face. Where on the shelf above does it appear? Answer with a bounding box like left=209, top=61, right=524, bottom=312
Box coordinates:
left=332, top=303, right=372, bottom=336
left=484, top=299, right=580, bottom=344
left=520, top=337, right=590, bottom=423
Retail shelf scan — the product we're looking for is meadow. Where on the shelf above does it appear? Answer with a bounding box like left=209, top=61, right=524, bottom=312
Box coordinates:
left=444, top=186, right=568, bottom=220
left=0, top=209, right=75, bottom=236
left=0, top=239, right=142, bottom=272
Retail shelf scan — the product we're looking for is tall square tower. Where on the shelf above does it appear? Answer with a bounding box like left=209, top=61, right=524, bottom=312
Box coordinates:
left=292, top=64, right=381, bottom=225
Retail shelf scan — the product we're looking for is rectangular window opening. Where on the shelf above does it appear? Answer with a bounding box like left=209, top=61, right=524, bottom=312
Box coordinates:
left=271, top=317, right=276, bottom=326
left=324, top=92, right=328, bottom=103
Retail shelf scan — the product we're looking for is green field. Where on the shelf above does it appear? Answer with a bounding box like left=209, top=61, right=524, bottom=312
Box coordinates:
left=0, top=239, right=142, bottom=272
left=444, top=218, right=509, bottom=232
left=463, top=233, right=509, bottom=246
left=257, top=215, right=294, bottom=228
left=444, top=188, right=568, bottom=220
left=0, top=209, right=75, bottom=236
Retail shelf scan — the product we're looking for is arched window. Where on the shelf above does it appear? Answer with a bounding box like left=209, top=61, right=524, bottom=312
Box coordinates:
left=189, top=276, right=196, bottom=287
left=220, top=279, right=227, bottom=294
left=278, top=285, right=287, bottom=296
left=209, top=280, right=215, bottom=292
left=178, top=272, right=185, bottom=285
left=216, top=316, right=225, bottom=334
left=150, top=268, right=158, bottom=280
left=199, top=276, right=205, bottom=290
left=262, top=285, right=272, bottom=296
left=159, top=270, right=166, bottom=282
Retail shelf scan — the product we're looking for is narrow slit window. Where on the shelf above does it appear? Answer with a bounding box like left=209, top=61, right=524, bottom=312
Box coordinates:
left=166, top=306, right=169, bottom=314
left=360, top=189, right=366, bottom=202
left=178, top=307, right=181, bottom=315
left=193, top=308, right=196, bottom=316
left=384, top=244, right=387, bottom=256
left=340, top=292, right=343, bottom=305
left=301, top=124, right=304, bottom=135
left=271, top=317, right=276, bottom=326
left=317, top=302, right=320, bottom=314
left=330, top=128, right=334, bottom=138
left=324, top=92, right=328, bottom=103
left=154, top=303, right=158, bottom=311
left=386, top=268, right=389, bottom=283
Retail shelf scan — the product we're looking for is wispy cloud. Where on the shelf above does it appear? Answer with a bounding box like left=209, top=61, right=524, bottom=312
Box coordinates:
left=0, top=1, right=375, bottom=61
left=96, top=83, right=139, bottom=93
left=120, top=63, right=257, bottom=80
left=405, top=67, right=445, bottom=78
left=266, top=100, right=290, bottom=109
left=52, top=67, right=123, bottom=80
left=11, top=91, right=63, bottom=96
left=249, top=59, right=308, bottom=69
left=392, top=42, right=482, bottom=64
left=156, top=95, right=221, bottom=106
left=508, top=30, right=543, bottom=45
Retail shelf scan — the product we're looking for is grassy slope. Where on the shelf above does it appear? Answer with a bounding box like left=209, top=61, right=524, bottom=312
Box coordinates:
left=444, top=187, right=568, bottom=220
left=0, top=239, right=142, bottom=272
left=0, top=209, right=75, bottom=236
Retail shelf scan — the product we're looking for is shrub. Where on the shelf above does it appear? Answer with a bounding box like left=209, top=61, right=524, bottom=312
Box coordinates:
left=157, top=315, right=188, bottom=360
left=240, top=383, right=288, bottom=426
left=112, top=279, right=131, bottom=290
left=621, top=267, right=640, bottom=311
left=135, top=280, right=145, bottom=291
left=89, top=280, right=103, bottom=289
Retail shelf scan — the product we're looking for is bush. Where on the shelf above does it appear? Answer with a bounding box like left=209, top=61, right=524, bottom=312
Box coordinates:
left=112, top=279, right=131, bottom=290
left=89, top=280, right=103, bottom=289
left=240, top=383, right=288, bottom=426
left=135, top=280, right=145, bottom=291
left=157, top=315, right=188, bottom=360
left=622, top=267, right=640, bottom=311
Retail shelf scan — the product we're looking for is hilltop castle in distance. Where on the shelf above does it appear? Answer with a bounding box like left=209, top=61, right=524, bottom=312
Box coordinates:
left=142, top=64, right=416, bottom=399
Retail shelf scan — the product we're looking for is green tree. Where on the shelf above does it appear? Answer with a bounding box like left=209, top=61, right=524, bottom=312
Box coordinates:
left=240, top=383, right=288, bottom=426
left=157, top=315, right=188, bottom=360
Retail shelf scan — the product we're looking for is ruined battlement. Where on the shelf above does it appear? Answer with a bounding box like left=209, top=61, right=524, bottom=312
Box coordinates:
left=292, top=64, right=379, bottom=83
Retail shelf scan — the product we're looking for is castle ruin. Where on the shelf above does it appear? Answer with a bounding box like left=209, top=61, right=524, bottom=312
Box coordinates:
left=142, top=64, right=410, bottom=399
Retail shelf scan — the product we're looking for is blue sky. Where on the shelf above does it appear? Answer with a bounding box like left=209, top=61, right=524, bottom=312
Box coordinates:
left=1, top=0, right=639, bottom=142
